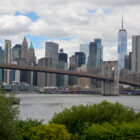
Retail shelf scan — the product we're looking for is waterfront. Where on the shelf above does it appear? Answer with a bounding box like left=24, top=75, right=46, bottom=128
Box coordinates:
left=16, top=94, right=140, bottom=124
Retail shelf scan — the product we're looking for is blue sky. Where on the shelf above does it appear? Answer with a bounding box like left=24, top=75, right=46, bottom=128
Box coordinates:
left=88, top=9, right=97, bottom=13
left=15, top=11, right=39, bottom=22
left=26, top=35, right=46, bottom=49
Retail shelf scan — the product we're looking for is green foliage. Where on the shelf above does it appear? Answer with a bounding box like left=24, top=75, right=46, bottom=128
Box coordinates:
left=0, top=84, right=21, bottom=140
left=82, top=121, right=140, bottom=140
left=0, top=82, right=4, bottom=94
left=50, top=101, right=138, bottom=134
left=19, top=123, right=71, bottom=140
left=17, top=119, right=42, bottom=129
left=1, top=81, right=140, bottom=140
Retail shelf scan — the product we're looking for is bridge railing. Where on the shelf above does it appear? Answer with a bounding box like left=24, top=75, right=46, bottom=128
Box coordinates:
left=0, top=63, right=140, bottom=87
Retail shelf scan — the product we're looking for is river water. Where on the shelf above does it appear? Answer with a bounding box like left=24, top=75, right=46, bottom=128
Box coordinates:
left=16, top=94, right=140, bottom=124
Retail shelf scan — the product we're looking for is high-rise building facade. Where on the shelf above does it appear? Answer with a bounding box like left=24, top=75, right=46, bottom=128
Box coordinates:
left=28, top=42, right=36, bottom=85
left=57, top=49, right=68, bottom=87
left=69, top=55, right=78, bottom=86
left=45, top=42, right=58, bottom=59
left=124, top=52, right=131, bottom=70
left=5, top=40, right=11, bottom=64
left=80, top=44, right=89, bottom=64
left=37, top=57, right=57, bottom=87
left=11, top=44, right=22, bottom=84
left=57, top=61, right=68, bottom=87
left=88, top=42, right=97, bottom=68
left=94, top=39, right=103, bottom=67
left=124, top=55, right=129, bottom=70
left=131, top=35, right=140, bottom=73
left=44, top=42, right=58, bottom=87
left=59, top=49, right=67, bottom=63
left=77, top=64, right=91, bottom=88
left=28, top=42, right=36, bottom=64
left=21, top=37, right=28, bottom=62
left=69, top=55, right=77, bottom=66
left=0, top=47, right=5, bottom=63
left=88, top=39, right=103, bottom=68
left=88, top=40, right=103, bottom=88
left=75, top=52, right=86, bottom=67
left=4, top=40, right=11, bottom=84
left=129, top=52, right=132, bottom=70
left=0, top=47, right=5, bottom=82
left=118, top=18, right=127, bottom=71
left=12, top=44, right=22, bottom=60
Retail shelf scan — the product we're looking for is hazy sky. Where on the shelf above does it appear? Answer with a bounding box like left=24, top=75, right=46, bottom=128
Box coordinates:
left=0, top=0, right=140, bottom=61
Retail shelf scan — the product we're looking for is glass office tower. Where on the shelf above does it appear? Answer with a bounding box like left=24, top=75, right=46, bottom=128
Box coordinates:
left=94, top=39, right=103, bottom=67
left=118, top=18, right=127, bottom=71
left=80, top=44, right=89, bottom=64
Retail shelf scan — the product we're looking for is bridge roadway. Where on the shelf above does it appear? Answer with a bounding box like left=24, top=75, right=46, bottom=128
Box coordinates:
left=0, top=64, right=140, bottom=87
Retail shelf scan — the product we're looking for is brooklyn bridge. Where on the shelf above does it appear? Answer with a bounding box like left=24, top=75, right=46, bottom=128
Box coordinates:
left=0, top=61, right=140, bottom=95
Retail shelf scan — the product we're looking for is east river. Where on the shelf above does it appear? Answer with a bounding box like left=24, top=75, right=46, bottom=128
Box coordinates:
left=16, top=94, right=140, bottom=124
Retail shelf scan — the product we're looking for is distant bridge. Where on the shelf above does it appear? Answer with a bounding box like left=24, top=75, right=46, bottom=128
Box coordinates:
left=0, top=63, right=140, bottom=87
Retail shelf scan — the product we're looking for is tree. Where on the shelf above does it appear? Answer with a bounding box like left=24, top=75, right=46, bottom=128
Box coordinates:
left=0, top=83, right=21, bottom=140
left=50, top=101, right=138, bottom=134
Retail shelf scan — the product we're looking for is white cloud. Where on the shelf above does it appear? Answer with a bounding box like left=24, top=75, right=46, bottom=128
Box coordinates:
left=0, top=0, right=140, bottom=62
left=0, top=15, right=31, bottom=36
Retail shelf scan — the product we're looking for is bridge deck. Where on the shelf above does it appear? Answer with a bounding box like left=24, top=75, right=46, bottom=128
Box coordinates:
left=0, top=64, right=140, bottom=87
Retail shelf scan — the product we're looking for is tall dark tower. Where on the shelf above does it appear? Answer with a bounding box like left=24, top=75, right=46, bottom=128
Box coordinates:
left=58, top=48, right=68, bottom=63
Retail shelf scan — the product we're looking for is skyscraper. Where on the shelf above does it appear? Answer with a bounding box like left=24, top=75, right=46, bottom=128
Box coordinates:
left=57, top=49, right=68, bottom=87
left=5, top=40, right=11, bottom=64
left=131, top=35, right=140, bottom=73
left=69, top=55, right=78, bottom=86
left=59, top=49, right=67, bottom=63
left=88, top=40, right=103, bottom=88
left=69, top=55, right=78, bottom=66
left=75, top=52, right=86, bottom=67
left=21, top=38, right=35, bottom=85
left=118, top=17, right=127, bottom=71
left=45, top=42, right=58, bottom=60
left=11, top=44, right=21, bottom=84
left=0, top=47, right=5, bottom=82
left=88, top=42, right=97, bottom=68
left=57, top=61, right=68, bottom=88
left=28, top=42, right=36, bottom=85
left=12, top=44, right=22, bottom=60
left=28, top=42, right=36, bottom=64
left=80, top=44, right=89, bottom=64
left=94, top=39, right=103, bottom=67
left=124, top=52, right=131, bottom=70
left=41, top=42, right=59, bottom=87
left=0, top=47, right=5, bottom=63
left=21, top=37, right=28, bottom=62
left=124, top=55, right=129, bottom=70
left=4, top=40, right=11, bottom=84
left=88, top=39, right=103, bottom=69
left=37, top=57, right=57, bottom=87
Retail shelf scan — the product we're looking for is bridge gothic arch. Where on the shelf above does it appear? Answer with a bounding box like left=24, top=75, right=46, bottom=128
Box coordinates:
left=101, top=61, right=119, bottom=96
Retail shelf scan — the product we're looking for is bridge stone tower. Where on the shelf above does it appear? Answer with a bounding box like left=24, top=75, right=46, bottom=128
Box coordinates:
left=101, top=61, right=119, bottom=96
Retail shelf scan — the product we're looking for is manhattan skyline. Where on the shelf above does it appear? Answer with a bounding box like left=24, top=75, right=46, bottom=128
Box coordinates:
left=0, top=0, right=140, bottom=61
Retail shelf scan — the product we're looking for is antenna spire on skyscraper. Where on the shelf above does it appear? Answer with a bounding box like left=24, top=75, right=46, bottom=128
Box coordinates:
left=122, top=15, right=123, bottom=30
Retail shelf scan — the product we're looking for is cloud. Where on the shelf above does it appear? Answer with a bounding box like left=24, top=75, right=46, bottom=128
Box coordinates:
left=0, top=0, right=140, bottom=62
left=30, top=20, right=72, bottom=38
left=0, top=15, right=31, bottom=36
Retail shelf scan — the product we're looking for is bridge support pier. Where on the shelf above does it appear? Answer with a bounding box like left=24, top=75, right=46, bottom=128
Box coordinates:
left=101, top=61, right=119, bottom=96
